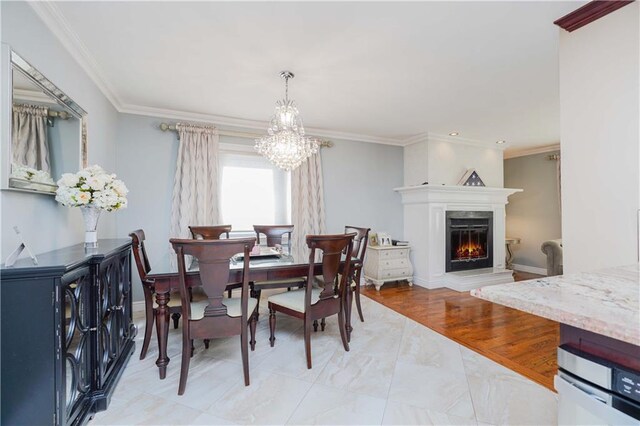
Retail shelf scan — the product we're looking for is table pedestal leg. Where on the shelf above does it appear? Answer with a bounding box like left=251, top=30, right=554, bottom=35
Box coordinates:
left=155, top=291, right=171, bottom=379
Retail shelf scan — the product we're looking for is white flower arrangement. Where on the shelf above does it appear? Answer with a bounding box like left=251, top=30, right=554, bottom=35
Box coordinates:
left=10, top=162, right=55, bottom=185
left=55, top=165, right=128, bottom=211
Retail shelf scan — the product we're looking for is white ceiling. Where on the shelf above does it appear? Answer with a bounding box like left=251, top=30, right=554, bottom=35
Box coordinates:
left=39, top=1, right=581, bottom=150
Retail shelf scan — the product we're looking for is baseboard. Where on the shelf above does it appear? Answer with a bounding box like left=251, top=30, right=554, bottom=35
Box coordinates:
left=512, top=264, right=547, bottom=276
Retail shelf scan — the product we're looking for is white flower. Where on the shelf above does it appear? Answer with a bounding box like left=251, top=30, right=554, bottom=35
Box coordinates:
left=55, top=164, right=128, bottom=211
left=58, top=173, right=79, bottom=187
left=111, top=180, right=129, bottom=196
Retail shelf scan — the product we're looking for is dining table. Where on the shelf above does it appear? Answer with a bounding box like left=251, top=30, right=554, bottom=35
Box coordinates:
left=147, top=252, right=360, bottom=379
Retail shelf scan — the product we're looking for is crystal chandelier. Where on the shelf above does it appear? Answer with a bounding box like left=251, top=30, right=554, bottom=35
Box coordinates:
left=255, top=71, right=319, bottom=171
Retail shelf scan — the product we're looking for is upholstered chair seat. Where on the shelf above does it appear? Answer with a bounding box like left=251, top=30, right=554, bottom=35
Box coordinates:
left=190, top=298, right=258, bottom=320
left=266, top=288, right=325, bottom=313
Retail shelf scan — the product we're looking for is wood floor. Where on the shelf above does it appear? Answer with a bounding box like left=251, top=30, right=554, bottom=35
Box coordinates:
left=361, top=271, right=559, bottom=391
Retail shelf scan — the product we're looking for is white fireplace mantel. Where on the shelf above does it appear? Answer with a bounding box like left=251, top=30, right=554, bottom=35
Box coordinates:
left=394, top=184, right=522, bottom=291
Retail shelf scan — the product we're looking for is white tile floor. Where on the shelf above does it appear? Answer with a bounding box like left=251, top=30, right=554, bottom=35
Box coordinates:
left=91, top=295, right=557, bottom=425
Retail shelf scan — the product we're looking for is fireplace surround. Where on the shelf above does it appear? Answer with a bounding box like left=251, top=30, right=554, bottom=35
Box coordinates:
left=395, top=184, right=522, bottom=291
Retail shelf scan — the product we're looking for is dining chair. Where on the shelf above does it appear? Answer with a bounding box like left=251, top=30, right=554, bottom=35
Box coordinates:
left=189, top=225, right=232, bottom=240
left=267, top=233, right=355, bottom=369
left=344, top=226, right=371, bottom=323
left=129, top=229, right=208, bottom=360
left=251, top=225, right=305, bottom=317
left=170, top=237, right=258, bottom=395
left=253, top=225, right=293, bottom=254
left=189, top=225, right=236, bottom=298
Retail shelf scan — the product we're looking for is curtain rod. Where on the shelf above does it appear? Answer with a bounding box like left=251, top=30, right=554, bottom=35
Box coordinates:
left=159, top=122, right=333, bottom=148
left=14, top=103, right=71, bottom=120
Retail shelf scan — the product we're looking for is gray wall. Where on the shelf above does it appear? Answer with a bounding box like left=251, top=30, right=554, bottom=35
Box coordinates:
left=115, top=113, right=404, bottom=302
left=504, top=151, right=562, bottom=271
left=1, top=1, right=119, bottom=259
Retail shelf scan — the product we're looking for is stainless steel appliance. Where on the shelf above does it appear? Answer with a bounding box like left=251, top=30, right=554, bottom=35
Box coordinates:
left=556, top=345, right=640, bottom=425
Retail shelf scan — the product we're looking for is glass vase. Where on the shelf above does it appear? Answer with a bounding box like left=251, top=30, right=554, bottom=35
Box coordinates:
left=81, top=206, right=101, bottom=249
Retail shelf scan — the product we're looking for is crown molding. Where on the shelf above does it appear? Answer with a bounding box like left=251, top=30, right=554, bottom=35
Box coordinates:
left=119, top=103, right=404, bottom=145
left=28, top=1, right=123, bottom=109
left=554, top=0, right=634, bottom=32
left=503, top=143, right=560, bottom=159
left=427, top=132, right=507, bottom=151
left=400, top=132, right=507, bottom=151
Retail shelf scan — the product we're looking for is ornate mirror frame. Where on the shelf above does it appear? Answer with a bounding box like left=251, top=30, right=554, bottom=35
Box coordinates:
left=1, top=44, right=88, bottom=195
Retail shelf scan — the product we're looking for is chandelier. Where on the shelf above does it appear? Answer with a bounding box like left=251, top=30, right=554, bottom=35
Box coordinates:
left=255, top=71, right=319, bottom=171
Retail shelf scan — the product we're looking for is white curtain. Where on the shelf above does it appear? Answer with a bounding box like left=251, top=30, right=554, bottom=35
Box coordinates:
left=291, top=152, right=326, bottom=261
left=12, top=104, right=50, bottom=172
left=169, top=123, right=220, bottom=266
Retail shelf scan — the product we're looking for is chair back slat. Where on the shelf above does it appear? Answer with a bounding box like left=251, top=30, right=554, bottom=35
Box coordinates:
left=189, top=225, right=232, bottom=240
left=170, top=238, right=255, bottom=319
left=253, top=225, right=294, bottom=253
left=130, top=229, right=152, bottom=281
left=306, top=233, right=355, bottom=303
left=345, top=226, right=371, bottom=261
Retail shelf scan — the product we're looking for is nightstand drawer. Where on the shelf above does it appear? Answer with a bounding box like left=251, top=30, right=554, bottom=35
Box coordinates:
left=381, top=268, right=411, bottom=279
left=380, top=258, right=409, bottom=269
left=380, top=248, right=409, bottom=260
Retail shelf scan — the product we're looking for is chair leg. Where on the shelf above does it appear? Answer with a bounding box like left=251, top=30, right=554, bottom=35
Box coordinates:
left=172, top=313, right=181, bottom=329
left=254, top=288, right=262, bottom=321
left=140, top=305, right=154, bottom=360
left=313, top=319, right=318, bottom=332
left=227, top=289, right=232, bottom=298
left=249, top=313, right=257, bottom=351
left=204, top=339, right=210, bottom=349
left=178, top=332, right=191, bottom=395
left=241, top=324, right=250, bottom=386
left=269, top=306, right=276, bottom=347
left=338, top=307, right=350, bottom=352
left=190, top=339, right=194, bottom=357
left=321, top=317, right=326, bottom=331
left=354, top=283, right=364, bottom=322
left=304, top=318, right=312, bottom=369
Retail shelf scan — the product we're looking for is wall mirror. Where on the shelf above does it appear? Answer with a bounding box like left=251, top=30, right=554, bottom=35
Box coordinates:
left=1, top=45, right=87, bottom=195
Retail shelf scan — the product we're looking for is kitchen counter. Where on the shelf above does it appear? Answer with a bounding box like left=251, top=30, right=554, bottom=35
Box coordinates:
left=471, top=264, right=640, bottom=346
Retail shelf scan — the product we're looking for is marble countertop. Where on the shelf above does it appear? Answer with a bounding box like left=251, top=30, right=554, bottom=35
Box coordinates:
left=471, top=264, right=640, bottom=346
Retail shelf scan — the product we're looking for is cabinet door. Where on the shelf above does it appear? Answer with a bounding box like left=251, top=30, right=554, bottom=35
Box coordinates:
left=61, top=266, right=94, bottom=425
left=97, top=249, right=134, bottom=386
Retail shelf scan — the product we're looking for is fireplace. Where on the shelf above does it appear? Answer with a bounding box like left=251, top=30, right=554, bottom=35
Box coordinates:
left=446, top=211, right=493, bottom=272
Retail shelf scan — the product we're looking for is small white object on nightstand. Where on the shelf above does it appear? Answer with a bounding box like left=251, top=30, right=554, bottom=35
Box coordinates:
left=363, top=245, right=413, bottom=291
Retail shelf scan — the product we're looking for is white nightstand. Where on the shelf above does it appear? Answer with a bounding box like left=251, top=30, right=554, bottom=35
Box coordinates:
left=364, top=245, right=413, bottom=291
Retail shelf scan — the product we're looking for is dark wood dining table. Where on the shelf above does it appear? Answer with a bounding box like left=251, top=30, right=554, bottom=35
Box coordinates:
left=147, top=254, right=359, bottom=379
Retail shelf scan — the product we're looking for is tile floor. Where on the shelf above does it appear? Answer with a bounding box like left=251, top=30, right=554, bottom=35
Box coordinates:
left=91, top=295, right=557, bottom=425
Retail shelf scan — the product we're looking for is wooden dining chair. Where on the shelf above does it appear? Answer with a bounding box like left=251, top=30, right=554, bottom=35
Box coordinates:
left=189, top=225, right=232, bottom=240
left=251, top=225, right=305, bottom=317
left=345, top=226, right=371, bottom=323
left=253, top=225, right=293, bottom=254
left=171, top=237, right=258, bottom=395
left=267, top=233, right=355, bottom=369
left=189, top=225, right=236, bottom=298
left=129, top=229, right=208, bottom=360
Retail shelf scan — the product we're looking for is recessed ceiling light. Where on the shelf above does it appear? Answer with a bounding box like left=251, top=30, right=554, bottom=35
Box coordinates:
left=496, top=140, right=506, bottom=144
left=449, top=132, right=459, bottom=136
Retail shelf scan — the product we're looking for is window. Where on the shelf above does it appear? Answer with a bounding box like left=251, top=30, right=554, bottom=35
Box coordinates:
left=219, top=150, right=291, bottom=232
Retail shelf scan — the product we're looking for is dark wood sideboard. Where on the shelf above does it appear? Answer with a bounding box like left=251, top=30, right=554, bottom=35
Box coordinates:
left=1, top=239, right=135, bottom=426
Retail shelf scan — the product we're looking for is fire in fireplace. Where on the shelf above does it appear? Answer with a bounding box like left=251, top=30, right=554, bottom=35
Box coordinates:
left=446, top=211, right=493, bottom=272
